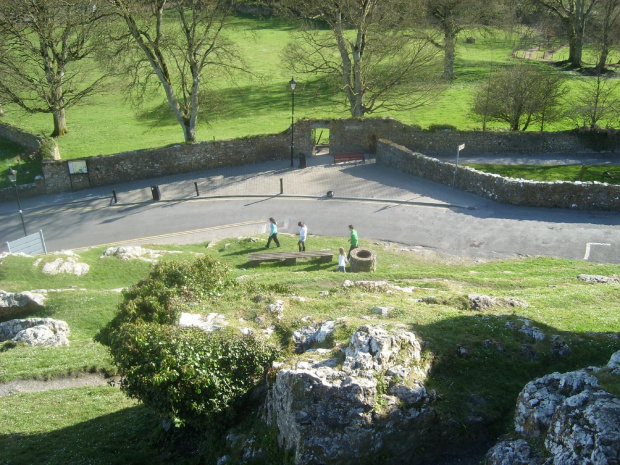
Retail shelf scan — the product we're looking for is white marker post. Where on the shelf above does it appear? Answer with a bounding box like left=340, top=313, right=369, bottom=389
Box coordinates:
left=453, top=143, right=465, bottom=187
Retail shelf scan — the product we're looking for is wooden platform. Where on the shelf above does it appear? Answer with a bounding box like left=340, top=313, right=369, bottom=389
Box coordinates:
left=248, top=250, right=333, bottom=267
left=333, top=151, right=365, bottom=164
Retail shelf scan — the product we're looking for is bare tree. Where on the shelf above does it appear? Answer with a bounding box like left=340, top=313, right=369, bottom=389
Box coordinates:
left=105, top=0, right=244, bottom=143
left=530, top=0, right=600, bottom=68
left=592, top=0, right=620, bottom=72
left=472, top=63, right=565, bottom=131
left=280, top=0, right=443, bottom=117
left=0, top=0, right=111, bottom=137
left=567, top=74, right=620, bottom=128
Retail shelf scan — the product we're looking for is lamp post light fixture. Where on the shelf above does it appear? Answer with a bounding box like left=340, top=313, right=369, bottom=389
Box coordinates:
left=7, top=168, right=27, bottom=236
left=289, top=77, right=296, bottom=168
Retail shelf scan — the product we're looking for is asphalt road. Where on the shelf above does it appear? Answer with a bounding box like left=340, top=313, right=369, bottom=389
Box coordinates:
left=1, top=156, right=619, bottom=264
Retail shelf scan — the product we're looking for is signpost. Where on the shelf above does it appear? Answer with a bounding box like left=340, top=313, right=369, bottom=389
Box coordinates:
left=453, top=143, right=465, bottom=187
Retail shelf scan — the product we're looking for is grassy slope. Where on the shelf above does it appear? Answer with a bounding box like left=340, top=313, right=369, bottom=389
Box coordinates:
left=1, top=237, right=619, bottom=463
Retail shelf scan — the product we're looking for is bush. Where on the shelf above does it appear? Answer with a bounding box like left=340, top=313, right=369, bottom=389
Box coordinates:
left=97, top=255, right=237, bottom=344
left=428, top=123, right=457, bottom=131
left=105, top=324, right=279, bottom=431
left=97, top=255, right=278, bottom=431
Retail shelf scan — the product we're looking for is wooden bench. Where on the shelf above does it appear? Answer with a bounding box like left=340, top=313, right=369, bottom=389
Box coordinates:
left=333, top=151, right=365, bottom=164
left=247, top=250, right=333, bottom=267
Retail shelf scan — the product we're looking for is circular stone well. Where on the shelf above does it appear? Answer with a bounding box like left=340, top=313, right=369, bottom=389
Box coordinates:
left=350, top=248, right=376, bottom=272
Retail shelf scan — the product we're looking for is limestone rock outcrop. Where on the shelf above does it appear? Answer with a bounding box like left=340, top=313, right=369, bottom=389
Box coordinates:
left=485, top=350, right=620, bottom=465
left=265, top=325, right=436, bottom=465
left=0, top=290, right=46, bottom=318
left=40, top=256, right=90, bottom=275
left=0, top=318, right=70, bottom=347
left=178, top=312, right=228, bottom=332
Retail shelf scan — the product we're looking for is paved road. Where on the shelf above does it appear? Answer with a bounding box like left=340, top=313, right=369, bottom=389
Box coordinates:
left=1, top=154, right=619, bottom=264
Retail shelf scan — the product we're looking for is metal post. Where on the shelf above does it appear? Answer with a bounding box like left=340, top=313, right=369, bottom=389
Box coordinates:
left=194, top=182, right=200, bottom=196
left=112, top=189, right=118, bottom=204
left=13, top=184, right=27, bottom=236
left=453, top=143, right=465, bottom=187
left=280, top=178, right=284, bottom=194
left=290, top=87, right=295, bottom=167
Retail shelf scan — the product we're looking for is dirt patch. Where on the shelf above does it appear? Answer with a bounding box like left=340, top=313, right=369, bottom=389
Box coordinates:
left=0, top=373, right=119, bottom=397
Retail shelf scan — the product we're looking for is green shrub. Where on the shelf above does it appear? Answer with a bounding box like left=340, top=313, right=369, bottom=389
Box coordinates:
left=97, top=255, right=277, bottom=431
left=106, top=324, right=279, bottom=431
left=97, top=255, right=237, bottom=344
left=38, top=137, right=59, bottom=160
left=428, top=123, right=457, bottom=131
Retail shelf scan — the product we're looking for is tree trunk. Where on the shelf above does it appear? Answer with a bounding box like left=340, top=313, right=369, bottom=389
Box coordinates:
left=596, top=44, right=610, bottom=73
left=443, top=31, right=456, bottom=79
left=0, top=102, right=4, bottom=117
left=52, top=108, right=68, bottom=137
left=182, top=119, right=196, bottom=143
left=566, top=24, right=581, bottom=67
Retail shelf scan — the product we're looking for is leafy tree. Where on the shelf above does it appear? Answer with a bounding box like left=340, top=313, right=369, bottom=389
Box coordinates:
left=104, top=0, right=245, bottom=143
left=0, top=0, right=111, bottom=137
left=567, top=73, right=620, bottom=128
left=472, top=63, right=565, bottom=131
left=279, top=0, right=443, bottom=117
left=530, top=0, right=600, bottom=68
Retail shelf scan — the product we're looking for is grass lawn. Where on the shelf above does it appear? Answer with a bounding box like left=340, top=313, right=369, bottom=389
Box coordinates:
left=1, top=236, right=619, bottom=463
left=465, top=163, right=620, bottom=184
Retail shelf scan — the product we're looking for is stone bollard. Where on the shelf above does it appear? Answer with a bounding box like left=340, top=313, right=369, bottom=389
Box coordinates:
left=350, top=248, right=376, bottom=272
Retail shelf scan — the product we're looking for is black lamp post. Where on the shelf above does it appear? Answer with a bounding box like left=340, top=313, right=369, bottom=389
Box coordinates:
left=7, top=168, right=27, bottom=236
left=289, top=77, right=296, bottom=168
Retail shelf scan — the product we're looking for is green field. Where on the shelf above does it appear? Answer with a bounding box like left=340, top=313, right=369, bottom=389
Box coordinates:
left=1, top=237, right=619, bottom=463
left=466, top=163, right=620, bottom=184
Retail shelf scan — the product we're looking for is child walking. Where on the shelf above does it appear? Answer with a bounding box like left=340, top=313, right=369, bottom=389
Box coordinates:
left=265, top=217, right=280, bottom=248
left=337, top=247, right=348, bottom=272
left=298, top=221, right=307, bottom=251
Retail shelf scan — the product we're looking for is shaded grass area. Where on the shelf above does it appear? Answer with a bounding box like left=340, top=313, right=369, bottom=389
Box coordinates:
left=0, top=238, right=619, bottom=462
left=465, top=163, right=620, bottom=184
left=0, top=387, right=160, bottom=465
left=0, top=138, right=42, bottom=189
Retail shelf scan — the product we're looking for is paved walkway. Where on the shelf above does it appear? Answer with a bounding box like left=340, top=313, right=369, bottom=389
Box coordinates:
left=7, top=151, right=619, bottom=216
left=2, top=153, right=476, bottom=214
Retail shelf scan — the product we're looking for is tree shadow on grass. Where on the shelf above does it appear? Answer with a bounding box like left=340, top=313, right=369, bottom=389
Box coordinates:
left=407, top=313, right=620, bottom=430
left=0, top=402, right=159, bottom=465
left=385, top=313, right=620, bottom=463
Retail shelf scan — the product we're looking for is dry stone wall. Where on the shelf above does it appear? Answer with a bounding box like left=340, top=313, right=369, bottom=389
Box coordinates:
left=376, top=139, right=620, bottom=211
left=4, top=117, right=620, bottom=211
left=0, top=121, right=42, bottom=153
left=42, top=131, right=298, bottom=193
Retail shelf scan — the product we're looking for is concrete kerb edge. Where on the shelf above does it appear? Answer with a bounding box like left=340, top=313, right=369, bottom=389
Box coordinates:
left=110, top=193, right=471, bottom=210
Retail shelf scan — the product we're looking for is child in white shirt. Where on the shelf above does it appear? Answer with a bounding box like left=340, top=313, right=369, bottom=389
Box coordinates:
left=337, top=247, right=348, bottom=272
